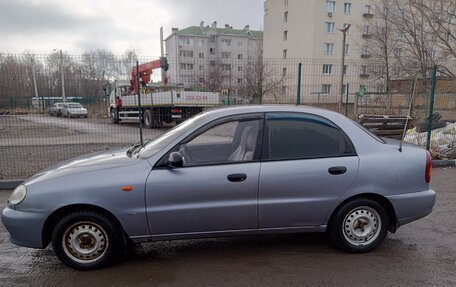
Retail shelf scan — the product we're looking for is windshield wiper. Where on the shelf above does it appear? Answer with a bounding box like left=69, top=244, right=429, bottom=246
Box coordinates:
left=126, top=143, right=142, bottom=158
left=126, top=139, right=153, bottom=158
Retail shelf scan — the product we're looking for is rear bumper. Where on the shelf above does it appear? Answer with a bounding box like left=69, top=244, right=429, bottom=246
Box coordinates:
left=386, top=189, right=436, bottom=227
left=1, top=206, right=48, bottom=249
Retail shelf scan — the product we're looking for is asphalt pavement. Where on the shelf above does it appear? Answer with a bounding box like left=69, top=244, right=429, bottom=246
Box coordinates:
left=0, top=168, right=455, bottom=287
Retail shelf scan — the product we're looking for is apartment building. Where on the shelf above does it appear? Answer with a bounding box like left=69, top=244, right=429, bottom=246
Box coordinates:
left=264, top=0, right=377, bottom=103
left=165, top=21, right=263, bottom=91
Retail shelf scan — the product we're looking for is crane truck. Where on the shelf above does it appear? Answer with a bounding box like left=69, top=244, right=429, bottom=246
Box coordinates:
left=107, top=57, right=220, bottom=128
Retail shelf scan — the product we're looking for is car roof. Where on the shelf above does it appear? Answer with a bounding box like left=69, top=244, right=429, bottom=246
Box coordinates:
left=204, top=105, right=340, bottom=118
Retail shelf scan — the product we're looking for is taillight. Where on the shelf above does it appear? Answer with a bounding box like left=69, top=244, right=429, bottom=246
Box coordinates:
left=171, top=109, right=182, bottom=114
left=425, top=151, right=432, bottom=183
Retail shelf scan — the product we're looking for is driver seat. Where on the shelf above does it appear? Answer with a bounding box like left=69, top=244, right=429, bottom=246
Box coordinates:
left=228, top=126, right=257, bottom=162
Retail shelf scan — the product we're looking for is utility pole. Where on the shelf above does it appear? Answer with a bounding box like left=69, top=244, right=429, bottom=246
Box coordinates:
left=339, top=24, right=350, bottom=113
left=160, top=26, right=167, bottom=88
left=54, top=49, right=66, bottom=103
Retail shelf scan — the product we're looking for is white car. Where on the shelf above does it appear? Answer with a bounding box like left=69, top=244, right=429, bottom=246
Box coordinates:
left=62, top=102, right=88, bottom=118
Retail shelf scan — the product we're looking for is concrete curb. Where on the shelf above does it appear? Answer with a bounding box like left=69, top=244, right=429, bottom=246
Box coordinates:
left=0, top=159, right=454, bottom=191
left=0, top=180, right=24, bottom=190
left=432, top=160, right=456, bottom=168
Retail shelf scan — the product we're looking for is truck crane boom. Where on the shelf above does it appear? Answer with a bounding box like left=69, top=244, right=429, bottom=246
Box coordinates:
left=130, top=57, right=168, bottom=94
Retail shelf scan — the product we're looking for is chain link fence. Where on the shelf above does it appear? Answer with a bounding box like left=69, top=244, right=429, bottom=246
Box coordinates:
left=1, top=53, right=455, bottom=179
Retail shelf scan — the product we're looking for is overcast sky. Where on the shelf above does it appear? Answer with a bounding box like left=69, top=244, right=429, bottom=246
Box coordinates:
left=0, top=0, right=264, bottom=56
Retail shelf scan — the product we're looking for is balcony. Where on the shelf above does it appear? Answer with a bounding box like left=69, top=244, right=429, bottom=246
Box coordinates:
left=363, top=12, right=374, bottom=18
left=362, top=33, right=372, bottom=39
left=361, top=53, right=372, bottom=59
left=360, top=72, right=370, bottom=78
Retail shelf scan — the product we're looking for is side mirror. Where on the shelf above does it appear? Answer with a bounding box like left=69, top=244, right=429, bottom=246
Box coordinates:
left=167, top=152, right=184, bottom=168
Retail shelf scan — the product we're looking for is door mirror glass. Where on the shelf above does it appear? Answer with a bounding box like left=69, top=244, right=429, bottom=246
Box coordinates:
left=167, top=152, right=184, bottom=168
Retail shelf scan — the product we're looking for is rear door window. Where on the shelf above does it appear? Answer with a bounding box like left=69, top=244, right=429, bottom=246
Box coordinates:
left=264, top=113, right=355, bottom=160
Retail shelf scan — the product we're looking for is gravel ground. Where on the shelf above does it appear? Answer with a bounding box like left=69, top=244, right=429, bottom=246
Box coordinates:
left=0, top=168, right=455, bottom=286
left=0, top=114, right=166, bottom=179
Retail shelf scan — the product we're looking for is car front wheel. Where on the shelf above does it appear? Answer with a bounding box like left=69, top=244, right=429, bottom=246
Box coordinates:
left=52, top=211, right=123, bottom=270
left=329, top=198, right=389, bottom=253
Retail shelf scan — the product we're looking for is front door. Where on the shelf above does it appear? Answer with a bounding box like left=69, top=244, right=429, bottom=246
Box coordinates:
left=146, top=115, right=263, bottom=236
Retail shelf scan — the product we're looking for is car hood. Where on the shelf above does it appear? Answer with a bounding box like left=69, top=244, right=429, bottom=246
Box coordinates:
left=25, top=148, right=140, bottom=185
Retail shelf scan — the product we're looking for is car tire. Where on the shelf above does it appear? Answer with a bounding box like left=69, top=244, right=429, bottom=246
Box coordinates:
left=144, top=109, right=153, bottom=129
left=329, top=198, right=389, bottom=253
left=51, top=211, right=123, bottom=270
left=110, top=109, right=119, bottom=124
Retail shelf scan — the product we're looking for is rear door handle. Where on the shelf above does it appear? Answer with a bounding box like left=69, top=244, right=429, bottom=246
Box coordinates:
left=328, top=166, right=347, bottom=175
left=227, top=173, right=247, bottom=182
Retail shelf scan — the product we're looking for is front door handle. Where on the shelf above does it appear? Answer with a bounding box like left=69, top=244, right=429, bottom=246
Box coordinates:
left=227, top=173, right=247, bottom=182
left=328, top=166, right=347, bottom=175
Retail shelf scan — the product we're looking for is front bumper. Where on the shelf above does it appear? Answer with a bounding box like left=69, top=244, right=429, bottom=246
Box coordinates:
left=1, top=206, right=49, bottom=249
left=386, top=189, right=436, bottom=227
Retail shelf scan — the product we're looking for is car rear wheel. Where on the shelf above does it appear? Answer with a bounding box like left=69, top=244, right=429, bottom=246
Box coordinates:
left=329, top=198, right=389, bottom=253
left=52, top=211, right=123, bottom=270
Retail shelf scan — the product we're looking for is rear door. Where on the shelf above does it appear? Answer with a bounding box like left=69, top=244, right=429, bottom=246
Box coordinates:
left=259, top=112, right=359, bottom=228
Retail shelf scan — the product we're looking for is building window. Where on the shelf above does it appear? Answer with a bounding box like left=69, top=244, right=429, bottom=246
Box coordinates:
left=342, top=84, right=349, bottom=95
left=344, top=65, right=348, bottom=75
left=210, top=35, right=216, bottom=43
left=284, top=11, right=288, bottom=22
left=238, top=41, right=243, bottom=48
left=377, top=84, right=386, bottom=93
left=222, top=64, right=231, bottom=71
left=198, top=40, right=204, bottom=47
left=283, top=49, right=287, bottom=59
left=344, top=3, right=351, bottom=14
left=180, top=63, right=194, bottom=71
left=394, top=67, right=401, bottom=77
left=364, top=5, right=372, bottom=14
left=363, top=25, right=370, bottom=35
left=327, top=1, right=336, bottom=13
left=237, top=78, right=242, bottom=84
left=394, top=48, right=402, bottom=57
left=221, top=39, right=231, bottom=47
left=198, top=52, right=204, bottom=58
left=362, top=45, right=369, bottom=55
left=238, top=66, right=243, bottom=72
left=283, top=67, right=287, bottom=77
left=325, top=22, right=335, bottom=33
left=395, top=29, right=403, bottom=39
left=199, top=78, right=204, bottom=83
left=323, top=64, right=333, bottom=75
left=284, top=0, right=288, bottom=7
left=179, top=50, right=193, bottom=58
left=284, top=30, right=288, bottom=41
left=210, top=48, right=216, bottom=54
left=345, top=44, right=350, bottom=55
left=210, top=60, right=216, bottom=66
left=324, top=43, right=335, bottom=54
left=344, top=23, right=352, bottom=35
left=222, top=52, right=231, bottom=59
left=179, top=37, right=193, bottom=46
left=361, top=65, right=368, bottom=75
left=237, top=54, right=243, bottom=60
left=199, top=65, right=204, bottom=71
left=322, top=84, right=331, bottom=94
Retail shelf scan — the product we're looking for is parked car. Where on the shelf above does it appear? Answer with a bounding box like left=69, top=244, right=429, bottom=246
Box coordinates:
left=61, top=102, right=88, bottom=118
left=1, top=106, right=435, bottom=270
left=49, top=103, right=64, bottom=116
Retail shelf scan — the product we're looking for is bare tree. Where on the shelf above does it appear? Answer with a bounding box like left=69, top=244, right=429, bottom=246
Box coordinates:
left=240, top=59, right=286, bottom=104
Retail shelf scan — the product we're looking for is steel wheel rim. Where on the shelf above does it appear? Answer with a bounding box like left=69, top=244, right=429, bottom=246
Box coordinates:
left=342, top=206, right=381, bottom=246
left=62, top=221, right=109, bottom=264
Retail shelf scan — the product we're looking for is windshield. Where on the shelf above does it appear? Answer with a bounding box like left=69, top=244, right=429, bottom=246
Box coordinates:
left=138, top=112, right=207, bottom=158
left=68, top=103, right=82, bottom=108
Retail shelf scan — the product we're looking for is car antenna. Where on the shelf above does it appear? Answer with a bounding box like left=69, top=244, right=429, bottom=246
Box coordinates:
left=399, top=75, right=418, bottom=152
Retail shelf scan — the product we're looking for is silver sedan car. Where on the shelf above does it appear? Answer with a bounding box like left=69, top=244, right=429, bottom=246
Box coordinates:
left=2, top=106, right=435, bottom=270
left=61, top=102, right=88, bottom=118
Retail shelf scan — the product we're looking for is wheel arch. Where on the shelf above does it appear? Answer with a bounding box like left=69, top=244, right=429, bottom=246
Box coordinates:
left=327, top=193, right=398, bottom=233
left=42, top=204, right=125, bottom=248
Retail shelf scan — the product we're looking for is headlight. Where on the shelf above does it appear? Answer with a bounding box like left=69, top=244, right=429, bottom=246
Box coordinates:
left=8, top=185, right=27, bottom=206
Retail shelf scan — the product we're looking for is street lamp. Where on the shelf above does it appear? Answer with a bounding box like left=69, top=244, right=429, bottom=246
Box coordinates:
left=338, top=24, right=351, bottom=113
left=53, top=49, right=66, bottom=103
